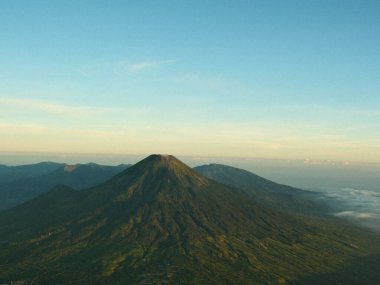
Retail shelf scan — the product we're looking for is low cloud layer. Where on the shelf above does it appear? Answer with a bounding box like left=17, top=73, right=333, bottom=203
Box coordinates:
left=315, top=187, right=380, bottom=232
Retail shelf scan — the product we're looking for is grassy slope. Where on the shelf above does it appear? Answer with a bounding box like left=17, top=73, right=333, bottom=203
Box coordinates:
left=194, top=163, right=329, bottom=216
left=0, top=156, right=379, bottom=284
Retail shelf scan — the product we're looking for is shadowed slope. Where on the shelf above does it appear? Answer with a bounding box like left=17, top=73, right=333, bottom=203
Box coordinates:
left=0, top=163, right=130, bottom=210
left=0, top=162, right=63, bottom=185
left=195, top=163, right=327, bottom=216
left=0, top=155, right=379, bottom=284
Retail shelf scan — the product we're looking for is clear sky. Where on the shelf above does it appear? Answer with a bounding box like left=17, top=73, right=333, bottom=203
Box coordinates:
left=1, top=0, right=379, bottom=162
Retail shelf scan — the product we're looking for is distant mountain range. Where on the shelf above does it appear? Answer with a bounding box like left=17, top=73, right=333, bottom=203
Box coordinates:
left=0, top=160, right=322, bottom=214
left=0, top=163, right=130, bottom=210
left=195, top=163, right=327, bottom=216
left=0, top=155, right=379, bottom=284
left=0, top=162, right=63, bottom=184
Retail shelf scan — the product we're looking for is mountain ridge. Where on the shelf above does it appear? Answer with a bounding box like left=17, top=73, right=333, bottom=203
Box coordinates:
left=0, top=162, right=63, bottom=185
left=0, top=155, right=379, bottom=284
left=0, top=163, right=130, bottom=210
left=195, top=163, right=327, bottom=216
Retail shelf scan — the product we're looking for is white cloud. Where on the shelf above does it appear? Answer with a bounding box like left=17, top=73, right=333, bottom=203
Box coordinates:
left=115, top=59, right=174, bottom=74
left=334, top=211, right=378, bottom=220
left=0, top=98, right=112, bottom=117
left=0, top=122, right=49, bottom=133
left=0, top=97, right=147, bottom=118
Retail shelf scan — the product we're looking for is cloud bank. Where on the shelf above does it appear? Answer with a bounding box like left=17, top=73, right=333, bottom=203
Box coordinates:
left=316, top=187, right=380, bottom=232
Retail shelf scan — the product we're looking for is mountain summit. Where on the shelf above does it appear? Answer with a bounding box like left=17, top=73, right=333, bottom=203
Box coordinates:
left=0, top=155, right=379, bottom=284
left=106, top=154, right=210, bottom=200
left=116, top=154, right=208, bottom=185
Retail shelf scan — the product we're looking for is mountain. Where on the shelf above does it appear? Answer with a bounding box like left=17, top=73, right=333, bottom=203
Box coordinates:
left=195, top=164, right=327, bottom=216
left=194, top=163, right=298, bottom=191
left=0, top=162, right=63, bottom=185
left=0, top=163, right=130, bottom=210
left=0, top=155, right=379, bottom=284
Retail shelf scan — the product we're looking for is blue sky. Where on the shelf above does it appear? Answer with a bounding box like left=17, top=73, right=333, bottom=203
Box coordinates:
left=1, top=0, right=380, bottom=162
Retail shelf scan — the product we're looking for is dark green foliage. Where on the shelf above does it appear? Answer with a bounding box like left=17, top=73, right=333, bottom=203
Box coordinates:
left=0, top=155, right=379, bottom=284
left=194, top=163, right=328, bottom=216
left=0, top=163, right=130, bottom=210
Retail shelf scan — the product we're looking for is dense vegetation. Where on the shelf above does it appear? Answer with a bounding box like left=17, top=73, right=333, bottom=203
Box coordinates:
left=0, top=163, right=129, bottom=210
left=194, top=163, right=328, bottom=216
left=0, top=155, right=379, bottom=284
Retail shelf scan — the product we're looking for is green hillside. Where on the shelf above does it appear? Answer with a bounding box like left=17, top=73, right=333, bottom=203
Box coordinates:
left=195, top=163, right=328, bottom=216
left=0, top=155, right=379, bottom=284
